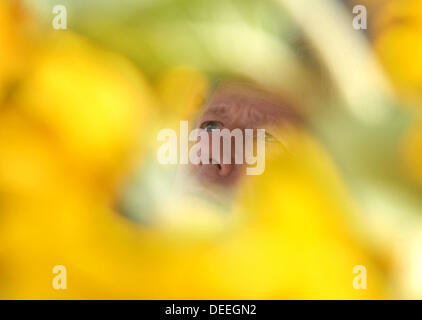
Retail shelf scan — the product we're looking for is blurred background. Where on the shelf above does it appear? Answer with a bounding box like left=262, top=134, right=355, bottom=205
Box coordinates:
left=0, top=0, right=422, bottom=299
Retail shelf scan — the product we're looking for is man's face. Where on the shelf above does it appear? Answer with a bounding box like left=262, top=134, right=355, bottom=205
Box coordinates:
left=190, top=80, right=299, bottom=187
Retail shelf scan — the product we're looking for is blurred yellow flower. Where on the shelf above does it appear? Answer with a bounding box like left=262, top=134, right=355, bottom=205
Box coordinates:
left=369, top=0, right=422, bottom=103
left=11, top=33, right=155, bottom=183
left=0, top=1, right=29, bottom=103
left=156, top=66, right=209, bottom=120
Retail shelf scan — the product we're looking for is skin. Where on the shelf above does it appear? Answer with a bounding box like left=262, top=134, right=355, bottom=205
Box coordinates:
left=190, top=80, right=301, bottom=187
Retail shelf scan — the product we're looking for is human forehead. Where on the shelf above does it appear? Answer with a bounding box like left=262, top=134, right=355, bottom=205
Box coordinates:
left=202, top=82, right=294, bottom=125
left=207, top=82, right=280, bottom=109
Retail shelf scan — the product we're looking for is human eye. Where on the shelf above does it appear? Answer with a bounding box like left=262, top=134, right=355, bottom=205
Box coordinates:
left=200, top=121, right=223, bottom=131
